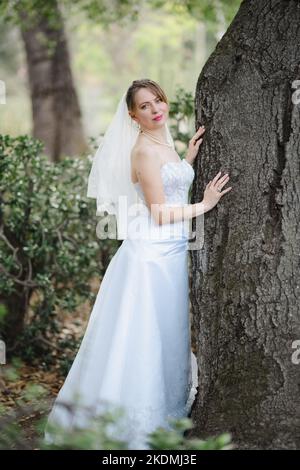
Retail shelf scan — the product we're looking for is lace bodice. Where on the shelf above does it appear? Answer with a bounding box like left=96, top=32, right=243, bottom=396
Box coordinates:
left=133, top=158, right=195, bottom=206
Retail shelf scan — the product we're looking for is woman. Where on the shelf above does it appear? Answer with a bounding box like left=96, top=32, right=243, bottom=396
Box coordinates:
left=44, top=79, right=232, bottom=450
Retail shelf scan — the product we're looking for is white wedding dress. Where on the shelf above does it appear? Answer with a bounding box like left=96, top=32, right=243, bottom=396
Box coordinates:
left=45, top=158, right=198, bottom=450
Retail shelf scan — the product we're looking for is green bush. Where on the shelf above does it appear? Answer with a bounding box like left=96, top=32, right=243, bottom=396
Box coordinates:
left=0, top=134, right=119, bottom=367
left=169, top=85, right=195, bottom=152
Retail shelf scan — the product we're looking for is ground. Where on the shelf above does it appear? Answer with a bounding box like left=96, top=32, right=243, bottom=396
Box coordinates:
left=0, top=360, right=65, bottom=449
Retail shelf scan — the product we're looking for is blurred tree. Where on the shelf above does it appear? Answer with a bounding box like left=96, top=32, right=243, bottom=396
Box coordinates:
left=19, top=4, right=88, bottom=162
left=191, top=0, right=300, bottom=449
left=1, top=1, right=88, bottom=161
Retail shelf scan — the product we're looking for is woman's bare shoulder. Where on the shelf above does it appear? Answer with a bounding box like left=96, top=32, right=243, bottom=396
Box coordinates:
left=131, top=140, right=160, bottom=167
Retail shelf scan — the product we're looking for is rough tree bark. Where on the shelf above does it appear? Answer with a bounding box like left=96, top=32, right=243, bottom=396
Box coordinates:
left=19, top=1, right=87, bottom=161
left=189, top=0, right=300, bottom=449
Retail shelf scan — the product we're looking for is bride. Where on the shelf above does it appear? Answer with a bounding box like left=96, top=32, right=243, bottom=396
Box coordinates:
left=44, top=79, right=232, bottom=450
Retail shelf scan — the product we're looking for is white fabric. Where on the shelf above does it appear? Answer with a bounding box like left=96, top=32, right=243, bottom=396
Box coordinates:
left=86, top=92, right=175, bottom=240
left=45, top=158, right=198, bottom=450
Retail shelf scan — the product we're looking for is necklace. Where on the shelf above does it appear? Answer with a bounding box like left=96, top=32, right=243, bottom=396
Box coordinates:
left=139, top=129, right=173, bottom=148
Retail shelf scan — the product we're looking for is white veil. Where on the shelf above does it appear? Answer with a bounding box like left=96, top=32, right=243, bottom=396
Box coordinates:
left=87, top=91, right=174, bottom=240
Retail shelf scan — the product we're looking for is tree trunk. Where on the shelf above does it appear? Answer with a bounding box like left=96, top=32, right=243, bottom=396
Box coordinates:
left=19, top=2, right=87, bottom=161
left=190, top=0, right=300, bottom=449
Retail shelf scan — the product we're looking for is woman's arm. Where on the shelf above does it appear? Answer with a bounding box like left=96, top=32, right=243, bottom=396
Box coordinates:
left=155, top=201, right=208, bottom=225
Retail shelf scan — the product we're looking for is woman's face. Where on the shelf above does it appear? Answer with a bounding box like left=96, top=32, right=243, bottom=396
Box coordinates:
left=129, top=87, right=169, bottom=131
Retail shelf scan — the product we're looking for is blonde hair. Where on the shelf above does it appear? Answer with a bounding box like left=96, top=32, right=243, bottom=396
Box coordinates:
left=126, top=79, right=168, bottom=113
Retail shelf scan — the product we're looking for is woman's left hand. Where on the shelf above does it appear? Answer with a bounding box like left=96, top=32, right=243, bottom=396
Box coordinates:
left=186, top=126, right=205, bottom=165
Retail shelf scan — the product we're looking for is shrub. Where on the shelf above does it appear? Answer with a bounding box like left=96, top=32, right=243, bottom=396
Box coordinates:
left=0, top=134, right=118, bottom=367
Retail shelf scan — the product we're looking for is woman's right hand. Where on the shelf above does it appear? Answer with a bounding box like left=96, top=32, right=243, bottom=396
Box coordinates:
left=202, top=171, right=232, bottom=212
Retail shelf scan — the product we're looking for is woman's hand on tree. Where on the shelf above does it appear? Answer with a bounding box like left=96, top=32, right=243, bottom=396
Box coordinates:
left=202, top=171, right=232, bottom=212
left=186, top=126, right=205, bottom=165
